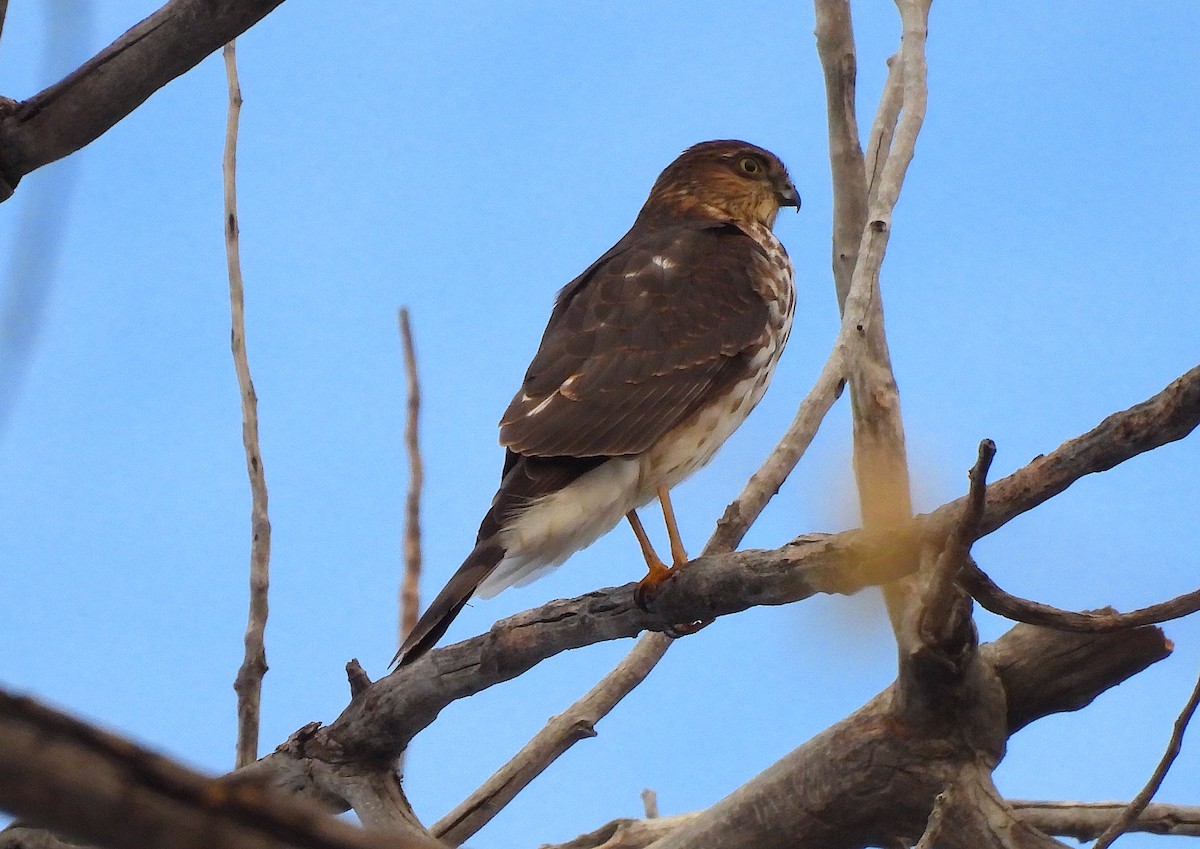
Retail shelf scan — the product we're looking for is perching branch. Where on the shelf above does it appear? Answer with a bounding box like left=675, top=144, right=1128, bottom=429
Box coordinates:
left=224, top=39, right=271, bottom=771
left=0, top=0, right=289, bottom=200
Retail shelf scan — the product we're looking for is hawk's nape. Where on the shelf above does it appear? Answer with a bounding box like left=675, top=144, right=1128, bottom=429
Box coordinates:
left=392, top=140, right=799, bottom=668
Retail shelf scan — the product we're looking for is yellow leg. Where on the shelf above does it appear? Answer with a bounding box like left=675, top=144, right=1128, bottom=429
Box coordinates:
left=657, top=486, right=689, bottom=568
left=630, top=493, right=710, bottom=636
left=627, top=510, right=672, bottom=609
left=626, top=510, right=669, bottom=578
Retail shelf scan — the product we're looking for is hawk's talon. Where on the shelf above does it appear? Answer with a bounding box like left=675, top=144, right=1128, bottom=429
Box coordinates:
left=634, top=563, right=673, bottom=611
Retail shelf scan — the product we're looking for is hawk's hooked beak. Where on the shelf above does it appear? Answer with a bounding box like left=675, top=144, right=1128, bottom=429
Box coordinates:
left=776, top=181, right=801, bottom=211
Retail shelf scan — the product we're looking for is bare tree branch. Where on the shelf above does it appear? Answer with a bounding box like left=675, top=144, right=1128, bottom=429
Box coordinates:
left=863, top=56, right=904, bottom=206
left=912, top=773, right=1069, bottom=849
left=0, top=0, right=289, bottom=200
left=398, top=307, right=423, bottom=646
left=618, top=625, right=1166, bottom=849
left=916, top=439, right=993, bottom=648
left=538, top=814, right=694, bottom=849
left=640, top=790, right=659, bottom=820
left=983, top=623, right=1173, bottom=735
left=224, top=38, right=271, bottom=772
left=816, top=0, right=932, bottom=636
left=968, top=363, right=1200, bottom=536
left=962, top=559, right=1200, bottom=633
left=1092, top=665, right=1200, bottom=849
left=230, top=362, right=1198, bottom=808
left=538, top=798, right=1200, bottom=849
left=813, top=0, right=868, bottom=311
left=0, top=689, right=445, bottom=849
left=432, top=635, right=667, bottom=845
left=1009, top=801, right=1200, bottom=840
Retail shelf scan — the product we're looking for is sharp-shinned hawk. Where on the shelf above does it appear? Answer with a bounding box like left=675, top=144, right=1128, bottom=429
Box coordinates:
left=394, top=140, right=799, bottom=666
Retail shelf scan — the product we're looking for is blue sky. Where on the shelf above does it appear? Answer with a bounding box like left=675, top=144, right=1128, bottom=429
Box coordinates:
left=2, top=2, right=1198, bottom=847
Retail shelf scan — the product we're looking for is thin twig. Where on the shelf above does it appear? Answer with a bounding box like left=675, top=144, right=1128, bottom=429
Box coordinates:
left=398, top=307, right=423, bottom=645
left=1092, top=666, right=1200, bottom=849
left=863, top=55, right=904, bottom=207
left=225, top=39, right=271, bottom=772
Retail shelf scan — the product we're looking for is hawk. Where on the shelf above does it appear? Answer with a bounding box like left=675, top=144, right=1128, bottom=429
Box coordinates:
left=394, top=140, right=799, bottom=666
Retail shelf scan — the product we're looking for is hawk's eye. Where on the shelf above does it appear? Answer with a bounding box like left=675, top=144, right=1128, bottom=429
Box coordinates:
left=737, top=156, right=762, bottom=175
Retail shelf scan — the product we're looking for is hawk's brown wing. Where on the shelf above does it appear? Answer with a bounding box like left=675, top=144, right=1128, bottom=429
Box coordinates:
left=500, top=220, right=773, bottom=458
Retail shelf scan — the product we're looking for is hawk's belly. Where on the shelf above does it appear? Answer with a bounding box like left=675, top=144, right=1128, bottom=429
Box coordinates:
left=637, top=345, right=782, bottom=498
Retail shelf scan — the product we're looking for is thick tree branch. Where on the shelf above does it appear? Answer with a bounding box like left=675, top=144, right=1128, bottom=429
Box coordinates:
left=633, top=622, right=1166, bottom=849
left=539, top=799, right=1200, bottom=849
left=912, top=773, right=1068, bottom=849
left=0, top=690, right=444, bottom=849
left=982, top=624, right=1172, bottom=734
left=0, top=0, right=288, bottom=200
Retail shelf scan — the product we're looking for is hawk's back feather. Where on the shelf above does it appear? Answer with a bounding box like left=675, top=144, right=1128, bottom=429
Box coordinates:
left=500, top=220, right=778, bottom=459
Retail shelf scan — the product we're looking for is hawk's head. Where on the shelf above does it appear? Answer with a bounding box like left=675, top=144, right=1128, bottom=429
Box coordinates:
left=638, top=140, right=800, bottom=229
